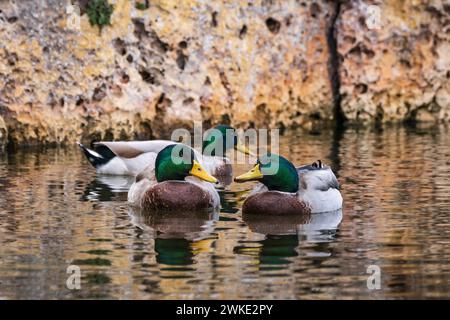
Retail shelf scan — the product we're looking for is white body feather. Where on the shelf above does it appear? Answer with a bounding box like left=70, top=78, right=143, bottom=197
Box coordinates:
left=298, top=166, right=342, bottom=213
left=298, top=188, right=342, bottom=213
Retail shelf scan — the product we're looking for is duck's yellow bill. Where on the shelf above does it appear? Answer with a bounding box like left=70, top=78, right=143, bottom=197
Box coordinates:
left=234, top=164, right=263, bottom=182
left=189, top=160, right=218, bottom=183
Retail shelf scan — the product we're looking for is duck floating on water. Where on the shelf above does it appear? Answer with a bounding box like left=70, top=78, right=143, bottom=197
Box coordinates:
left=77, top=125, right=251, bottom=177
left=127, top=144, right=220, bottom=211
left=234, top=154, right=342, bottom=215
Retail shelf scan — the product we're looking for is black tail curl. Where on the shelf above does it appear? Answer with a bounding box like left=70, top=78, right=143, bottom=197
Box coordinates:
left=77, top=142, right=115, bottom=168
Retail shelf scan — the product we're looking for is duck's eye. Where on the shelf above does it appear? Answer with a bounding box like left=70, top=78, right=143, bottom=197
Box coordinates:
left=198, top=167, right=202, bottom=171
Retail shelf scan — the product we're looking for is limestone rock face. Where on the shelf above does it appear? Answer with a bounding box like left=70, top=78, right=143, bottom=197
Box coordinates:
left=337, top=0, right=450, bottom=122
left=0, top=0, right=335, bottom=146
left=0, top=0, right=449, bottom=147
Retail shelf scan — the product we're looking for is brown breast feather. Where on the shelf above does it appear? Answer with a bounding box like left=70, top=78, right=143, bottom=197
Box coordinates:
left=142, top=181, right=213, bottom=211
left=242, top=191, right=311, bottom=216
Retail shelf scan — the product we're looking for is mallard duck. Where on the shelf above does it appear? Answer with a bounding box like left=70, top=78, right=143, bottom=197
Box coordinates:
left=234, top=154, right=342, bottom=215
left=127, top=144, right=220, bottom=211
left=77, top=124, right=251, bottom=177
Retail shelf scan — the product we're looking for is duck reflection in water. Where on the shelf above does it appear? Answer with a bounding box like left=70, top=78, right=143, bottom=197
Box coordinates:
left=243, top=209, right=343, bottom=240
left=81, top=175, right=135, bottom=202
left=236, top=209, right=343, bottom=267
left=129, top=207, right=219, bottom=266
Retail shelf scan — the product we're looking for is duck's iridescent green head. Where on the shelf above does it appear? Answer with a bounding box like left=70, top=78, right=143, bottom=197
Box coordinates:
left=234, top=153, right=299, bottom=193
left=155, top=144, right=217, bottom=183
left=202, top=124, right=251, bottom=157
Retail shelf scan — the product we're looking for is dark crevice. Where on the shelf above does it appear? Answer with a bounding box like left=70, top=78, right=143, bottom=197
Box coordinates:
left=176, top=50, right=187, bottom=71
left=178, top=40, right=188, bottom=49
left=265, top=17, right=281, bottom=34
left=72, top=0, right=90, bottom=15
left=139, top=68, right=155, bottom=84
left=211, top=11, right=218, bottom=27
left=326, top=0, right=345, bottom=124
left=92, top=84, right=107, bottom=101
left=239, top=25, right=247, bottom=39
left=132, top=18, right=147, bottom=40
left=113, top=38, right=126, bottom=56
left=310, top=3, right=321, bottom=18
left=218, top=71, right=233, bottom=108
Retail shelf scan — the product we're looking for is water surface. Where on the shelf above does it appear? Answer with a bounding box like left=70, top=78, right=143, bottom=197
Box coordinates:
left=0, top=124, right=449, bottom=299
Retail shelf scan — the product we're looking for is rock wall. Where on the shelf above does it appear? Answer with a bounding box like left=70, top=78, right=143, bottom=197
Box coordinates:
left=0, top=0, right=335, bottom=146
left=337, top=0, right=450, bottom=122
left=0, top=0, right=448, bottom=147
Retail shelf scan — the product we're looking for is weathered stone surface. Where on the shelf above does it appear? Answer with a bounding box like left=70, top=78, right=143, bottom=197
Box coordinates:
left=0, top=0, right=335, bottom=146
left=0, top=0, right=449, bottom=147
left=337, top=0, right=450, bottom=122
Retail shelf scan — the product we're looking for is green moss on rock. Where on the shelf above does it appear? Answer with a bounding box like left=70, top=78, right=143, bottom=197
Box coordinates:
left=135, top=1, right=149, bottom=10
left=86, top=0, right=114, bottom=29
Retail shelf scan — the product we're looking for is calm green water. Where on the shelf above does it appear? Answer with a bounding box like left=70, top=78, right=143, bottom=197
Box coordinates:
left=0, top=124, right=449, bottom=299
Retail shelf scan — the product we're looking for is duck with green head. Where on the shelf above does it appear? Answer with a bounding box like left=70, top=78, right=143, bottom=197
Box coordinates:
left=128, top=144, right=220, bottom=211
left=234, top=154, right=342, bottom=215
left=78, top=124, right=251, bottom=180
left=200, top=124, right=252, bottom=178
